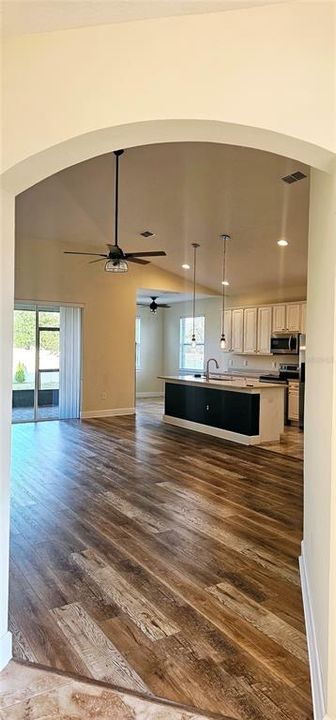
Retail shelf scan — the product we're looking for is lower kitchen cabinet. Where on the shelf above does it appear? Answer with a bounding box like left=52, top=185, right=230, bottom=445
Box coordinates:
left=165, top=382, right=260, bottom=436
left=288, top=380, right=299, bottom=421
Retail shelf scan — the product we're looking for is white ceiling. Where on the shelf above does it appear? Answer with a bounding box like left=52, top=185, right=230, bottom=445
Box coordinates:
left=2, top=0, right=295, bottom=36
left=16, top=142, right=309, bottom=297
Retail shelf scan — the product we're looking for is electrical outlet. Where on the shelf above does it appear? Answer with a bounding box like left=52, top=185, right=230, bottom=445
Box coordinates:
left=244, top=359, right=248, bottom=367
left=101, top=391, right=107, bottom=400
left=229, top=358, right=233, bottom=366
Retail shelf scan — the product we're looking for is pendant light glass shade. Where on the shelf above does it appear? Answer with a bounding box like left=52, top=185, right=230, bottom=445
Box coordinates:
left=220, top=234, right=230, bottom=349
left=191, top=242, right=200, bottom=350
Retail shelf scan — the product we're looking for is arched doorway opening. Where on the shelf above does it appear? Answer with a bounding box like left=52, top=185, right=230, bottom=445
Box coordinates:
left=0, top=119, right=331, bottom=720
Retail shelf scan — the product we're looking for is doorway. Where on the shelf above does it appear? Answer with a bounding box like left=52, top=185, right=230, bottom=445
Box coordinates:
left=12, top=304, right=81, bottom=423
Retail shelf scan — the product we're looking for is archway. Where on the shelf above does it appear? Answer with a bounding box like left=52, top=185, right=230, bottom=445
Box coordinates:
left=1, top=117, right=336, bottom=718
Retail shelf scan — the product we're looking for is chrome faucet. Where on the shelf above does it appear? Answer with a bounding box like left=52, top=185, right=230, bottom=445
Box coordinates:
left=205, top=357, right=219, bottom=381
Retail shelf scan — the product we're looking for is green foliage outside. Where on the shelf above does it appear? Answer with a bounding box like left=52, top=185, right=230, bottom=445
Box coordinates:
left=14, top=361, right=26, bottom=383
left=14, top=311, right=59, bottom=355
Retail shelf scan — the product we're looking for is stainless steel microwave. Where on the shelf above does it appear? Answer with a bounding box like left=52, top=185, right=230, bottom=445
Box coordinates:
left=270, top=333, right=299, bottom=355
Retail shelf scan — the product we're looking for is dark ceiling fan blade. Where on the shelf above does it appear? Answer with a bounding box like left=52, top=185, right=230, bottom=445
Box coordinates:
left=157, top=304, right=171, bottom=308
left=127, top=257, right=150, bottom=265
left=125, top=251, right=167, bottom=258
left=64, top=251, right=107, bottom=257
left=89, top=257, right=107, bottom=264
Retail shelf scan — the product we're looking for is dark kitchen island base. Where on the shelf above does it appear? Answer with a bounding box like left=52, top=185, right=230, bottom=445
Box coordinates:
left=160, top=376, right=285, bottom=445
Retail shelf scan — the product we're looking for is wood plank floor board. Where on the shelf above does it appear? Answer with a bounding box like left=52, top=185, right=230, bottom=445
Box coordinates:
left=9, top=400, right=312, bottom=719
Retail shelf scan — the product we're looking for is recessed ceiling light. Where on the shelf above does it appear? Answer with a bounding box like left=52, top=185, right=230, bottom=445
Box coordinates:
left=182, top=263, right=190, bottom=270
left=277, top=239, right=288, bottom=247
left=222, top=280, right=229, bottom=286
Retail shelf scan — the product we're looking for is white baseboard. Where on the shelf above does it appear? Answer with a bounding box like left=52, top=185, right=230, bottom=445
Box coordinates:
left=80, top=407, right=135, bottom=419
left=136, top=392, right=164, bottom=398
left=299, top=542, right=327, bottom=720
left=0, top=631, right=12, bottom=671
left=163, top=414, right=260, bottom=445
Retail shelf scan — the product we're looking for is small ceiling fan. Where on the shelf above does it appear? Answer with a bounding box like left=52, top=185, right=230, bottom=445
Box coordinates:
left=64, top=149, right=167, bottom=273
left=137, top=296, right=171, bottom=314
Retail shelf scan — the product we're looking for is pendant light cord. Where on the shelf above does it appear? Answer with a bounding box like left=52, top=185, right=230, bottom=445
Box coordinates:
left=193, top=244, right=196, bottom=339
left=221, top=236, right=227, bottom=334
left=113, top=149, right=124, bottom=248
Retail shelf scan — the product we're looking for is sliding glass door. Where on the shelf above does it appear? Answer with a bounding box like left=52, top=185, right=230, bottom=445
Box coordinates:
left=12, top=308, right=36, bottom=422
left=12, top=304, right=81, bottom=423
left=37, top=310, right=60, bottom=420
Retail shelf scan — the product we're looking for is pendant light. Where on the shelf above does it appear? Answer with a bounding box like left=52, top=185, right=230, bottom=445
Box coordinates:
left=220, top=234, right=230, bottom=349
left=191, top=242, right=200, bottom=349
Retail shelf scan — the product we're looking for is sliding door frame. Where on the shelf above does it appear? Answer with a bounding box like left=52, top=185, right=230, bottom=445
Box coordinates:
left=13, top=302, right=60, bottom=424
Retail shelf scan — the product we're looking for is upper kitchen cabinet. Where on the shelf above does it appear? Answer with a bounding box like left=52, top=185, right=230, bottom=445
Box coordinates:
left=231, top=308, right=244, bottom=353
left=286, top=303, right=301, bottom=332
left=257, top=306, right=272, bottom=354
left=272, top=304, right=287, bottom=332
left=243, top=308, right=257, bottom=354
left=300, top=303, right=306, bottom=334
left=272, top=303, right=303, bottom=333
left=223, top=310, right=232, bottom=352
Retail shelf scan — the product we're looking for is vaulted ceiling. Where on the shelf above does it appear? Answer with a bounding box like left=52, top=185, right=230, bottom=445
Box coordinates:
left=16, top=142, right=309, bottom=298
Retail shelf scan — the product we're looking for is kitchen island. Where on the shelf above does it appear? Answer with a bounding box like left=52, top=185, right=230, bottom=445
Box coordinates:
left=158, top=375, right=285, bottom=445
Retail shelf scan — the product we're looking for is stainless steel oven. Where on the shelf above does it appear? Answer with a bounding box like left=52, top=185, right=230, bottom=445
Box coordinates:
left=270, top=333, right=299, bottom=355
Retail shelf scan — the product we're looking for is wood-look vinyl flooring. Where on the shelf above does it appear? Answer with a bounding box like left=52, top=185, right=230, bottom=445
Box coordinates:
left=9, top=400, right=311, bottom=720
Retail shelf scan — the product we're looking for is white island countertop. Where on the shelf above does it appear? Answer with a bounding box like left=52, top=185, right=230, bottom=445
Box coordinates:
left=158, top=374, right=285, bottom=392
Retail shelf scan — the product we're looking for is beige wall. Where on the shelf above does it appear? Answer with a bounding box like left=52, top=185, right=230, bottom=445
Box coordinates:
left=304, top=166, right=336, bottom=720
left=15, top=237, right=211, bottom=413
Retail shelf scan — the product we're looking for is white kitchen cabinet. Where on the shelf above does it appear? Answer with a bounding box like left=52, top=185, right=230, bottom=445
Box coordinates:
left=243, top=307, right=257, bottom=354
left=286, top=303, right=301, bottom=332
left=257, top=306, right=272, bottom=354
left=272, top=304, right=286, bottom=332
left=222, top=309, right=232, bottom=351
left=300, top=303, right=306, bottom=334
left=231, top=308, right=244, bottom=353
left=288, top=380, right=300, bottom=421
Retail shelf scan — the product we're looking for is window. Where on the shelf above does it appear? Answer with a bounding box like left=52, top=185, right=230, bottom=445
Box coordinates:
left=135, top=317, right=141, bottom=369
left=179, top=316, right=205, bottom=371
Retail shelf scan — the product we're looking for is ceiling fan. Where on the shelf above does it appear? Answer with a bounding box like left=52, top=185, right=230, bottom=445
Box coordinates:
left=64, top=149, right=167, bottom=273
left=137, top=296, right=171, bottom=314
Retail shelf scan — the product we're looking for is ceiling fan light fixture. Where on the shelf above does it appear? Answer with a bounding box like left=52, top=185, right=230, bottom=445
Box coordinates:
left=277, top=238, right=288, bottom=247
left=105, top=258, right=128, bottom=273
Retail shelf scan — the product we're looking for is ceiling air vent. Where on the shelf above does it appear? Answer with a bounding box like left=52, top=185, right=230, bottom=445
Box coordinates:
left=140, top=230, right=155, bottom=238
left=282, top=171, right=307, bottom=184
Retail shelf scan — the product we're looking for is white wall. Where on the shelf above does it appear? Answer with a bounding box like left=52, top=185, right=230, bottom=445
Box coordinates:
left=1, top=3, right=336, bottom=715
left=2, top=0, right=335, bottom=194
left=0, top=190, right=14, bottom=667
left=304, top=166, right=336, bottom=720
left=136, top=306, right=164, bottom=397
left=163, top=296, right=304, bottom=376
